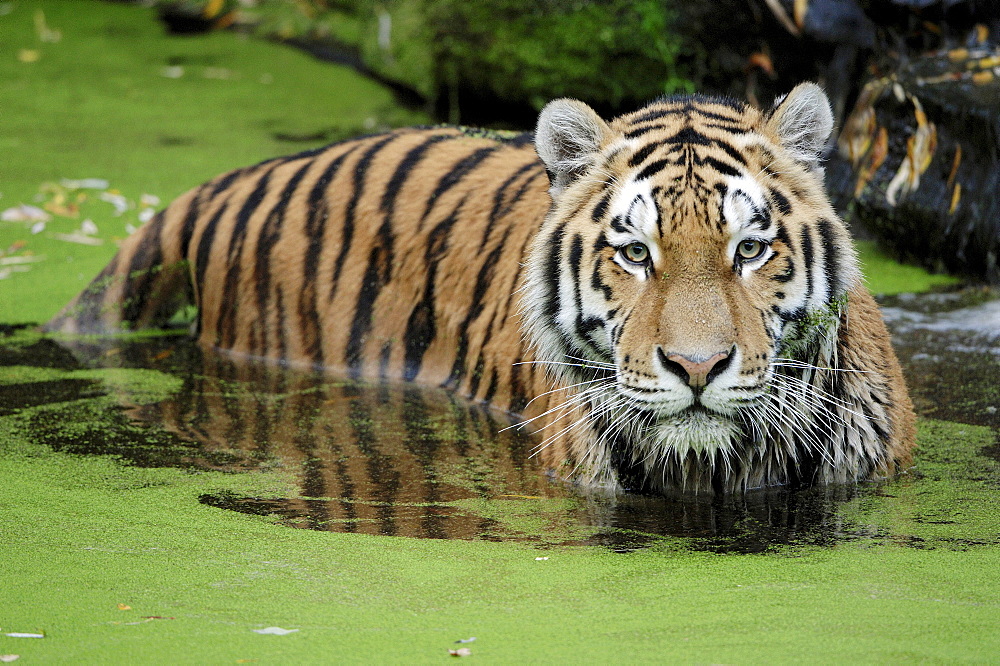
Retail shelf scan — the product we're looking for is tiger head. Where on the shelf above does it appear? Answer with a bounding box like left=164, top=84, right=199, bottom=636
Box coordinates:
left=522, top=83, right=860, bottom=490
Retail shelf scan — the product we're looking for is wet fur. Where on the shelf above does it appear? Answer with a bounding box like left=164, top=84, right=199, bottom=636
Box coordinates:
left=47, top=85, right=916, bottom=493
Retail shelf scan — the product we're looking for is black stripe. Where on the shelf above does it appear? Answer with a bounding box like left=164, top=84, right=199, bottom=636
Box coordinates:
left=480, top=161, right=540, bottom=251
left=419, top=146, right=497, bottom=228
left=770, top=187, right=792, bottom=215
left=627, top=142, right=660, bottom=168
left=467, top=352, right=487, bottom=397
left=816, top=218, right=841, bottom=298
left=193, top=201, right=231, bottom=309
left=381, top=133, right=453, bottom=215
left=483, top=368, right=499, bottom=404
left=215, top=167, right=277, bottom=347
left=629, top=108, right=670, bottom=125
left=403, top=198, right=464, bottom=381
left=713, top=139, right=751, bottom=168
left=569, top=232, right=586, bottom=342
left=252, top=160, right=312, bottom=353
left=625, top=124, right=664, bottom=139
left=345, top=246, right=386, bottom=379
left=591, top=256, right=612, bottom=300
left=299, top=146, right=358, bottom=368
left=273, top=288, right=287, bottom=363
left=592, top=192, right=612, bottom=223
left=378, top=341, right=392, bottom=380
left=330, top=134, right=399, bottom=300
left=345, top=159, right=400, bottom=381
left=443, top=227, right=512, bottom=389
left=701, top=155, right=741, bottom=178
left=772, top=222, right=795, bottom=283
left=121, top=212, right=166, bottom=325
left=543, top=224, right=567, bottom=319
left=634, top=158, right=671, bottom=181
left=801, top=226, right=815, bottom=306
left=179, top=185, right=210, bottom=261
left=509, top=356, right=527, bottom=414
left=210, top=168, right=245, bottom=198
left=667, top=126, right=711, bottom=146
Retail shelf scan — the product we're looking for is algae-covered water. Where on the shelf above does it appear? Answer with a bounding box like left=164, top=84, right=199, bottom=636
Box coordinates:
left=2, top=1, right=999, bottom=662
left=3, top=293, right=1000, bottom=554
left=1, top=292, right=999, bottom=662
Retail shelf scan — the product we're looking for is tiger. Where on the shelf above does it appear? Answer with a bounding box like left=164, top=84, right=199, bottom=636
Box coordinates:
left=46, top=82, right=916, bottom=493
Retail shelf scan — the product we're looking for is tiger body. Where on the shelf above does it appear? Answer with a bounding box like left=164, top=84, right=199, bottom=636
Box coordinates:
left=48, top=84, right=916, bottom=493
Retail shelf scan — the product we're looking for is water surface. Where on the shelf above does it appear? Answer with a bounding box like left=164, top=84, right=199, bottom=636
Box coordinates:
left=1, top=289, right=997, bottom=552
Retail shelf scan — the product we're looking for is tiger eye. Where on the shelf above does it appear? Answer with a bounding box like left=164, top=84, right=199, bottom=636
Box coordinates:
left=737, top=239, right=766, bottom=261
left=622, top=242, right=649, bottom=264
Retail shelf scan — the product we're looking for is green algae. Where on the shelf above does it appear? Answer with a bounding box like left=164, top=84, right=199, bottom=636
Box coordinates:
left=2, top=295, right=999, bottom=662
left=1, top=2, right=998, bottom=662
left=2, top=414, right=1000, bottom=662
left=855, top=240, right=960, bottom=295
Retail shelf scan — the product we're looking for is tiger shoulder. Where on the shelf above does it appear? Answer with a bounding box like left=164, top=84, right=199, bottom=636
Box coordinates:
left=47, top=82, right=917, bottom=493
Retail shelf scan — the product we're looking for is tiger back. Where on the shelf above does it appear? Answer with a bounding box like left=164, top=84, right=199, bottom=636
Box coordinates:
left=47, top=83, right=916, bottom=493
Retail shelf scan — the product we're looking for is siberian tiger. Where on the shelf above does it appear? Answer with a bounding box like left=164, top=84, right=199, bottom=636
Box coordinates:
left=47, top=83, right=916, bottom=493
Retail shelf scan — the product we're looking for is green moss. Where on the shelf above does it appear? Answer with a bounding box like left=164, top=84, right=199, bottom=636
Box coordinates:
left=2, top=413, right=1000, bottom=661
left=840, top=420, right=1000, bottom=545
left=856, top=240, right=961, bottom=295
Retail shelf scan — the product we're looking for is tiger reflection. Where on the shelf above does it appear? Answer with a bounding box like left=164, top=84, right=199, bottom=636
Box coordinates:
left=60, top=337, right=870, bottom=548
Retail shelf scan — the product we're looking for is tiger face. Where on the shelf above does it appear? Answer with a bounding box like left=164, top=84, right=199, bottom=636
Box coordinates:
left=523, top=84, right=860, bottom=483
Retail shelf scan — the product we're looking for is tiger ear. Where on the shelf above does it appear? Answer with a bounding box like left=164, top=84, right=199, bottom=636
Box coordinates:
left=535, top=99, right=610, bottom=197
left=766, top=83, right=834, bottom=173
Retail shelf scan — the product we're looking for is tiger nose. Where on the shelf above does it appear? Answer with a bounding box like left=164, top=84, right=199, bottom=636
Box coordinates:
left=656, top=349, right=732, bottom=390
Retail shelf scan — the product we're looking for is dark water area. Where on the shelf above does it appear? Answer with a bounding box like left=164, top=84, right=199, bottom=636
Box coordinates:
left=1, top=289, right=998, bottom=553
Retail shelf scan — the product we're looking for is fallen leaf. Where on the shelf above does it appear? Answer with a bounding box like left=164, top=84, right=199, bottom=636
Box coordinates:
left=2, top=205, right=50, bottom=222
left=449, top=648, right=472, bottom=657
left=252, top=627, right=299, bottom=635
left=51, top=232, right=104, bottom=246
left=0, top=256, right=44, bottom=266
left=43, top=200, right=79, bottom=218
left=161, top=65, right=184, bottom=79
left=203, top=67, right=236, bottom=80
left=100, top=192, right=129, bottom=216
left=117, top=603, right=132, bottom=611
left=34, top=9, right=61, bottom=43
left=17, top=49, right=40, bottom=63
left=60, top=178, right=109, bottom=190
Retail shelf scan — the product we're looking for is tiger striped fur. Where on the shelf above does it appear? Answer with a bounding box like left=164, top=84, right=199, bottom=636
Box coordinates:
left=47, top=83, right=916, bottom=493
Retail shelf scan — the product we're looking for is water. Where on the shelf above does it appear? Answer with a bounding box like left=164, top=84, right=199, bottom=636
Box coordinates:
left=1, top=288, right=997, bottom=552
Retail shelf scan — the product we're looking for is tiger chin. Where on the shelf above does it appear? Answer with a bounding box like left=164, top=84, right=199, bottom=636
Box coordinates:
left=46, top=82, right=916, bottom=494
